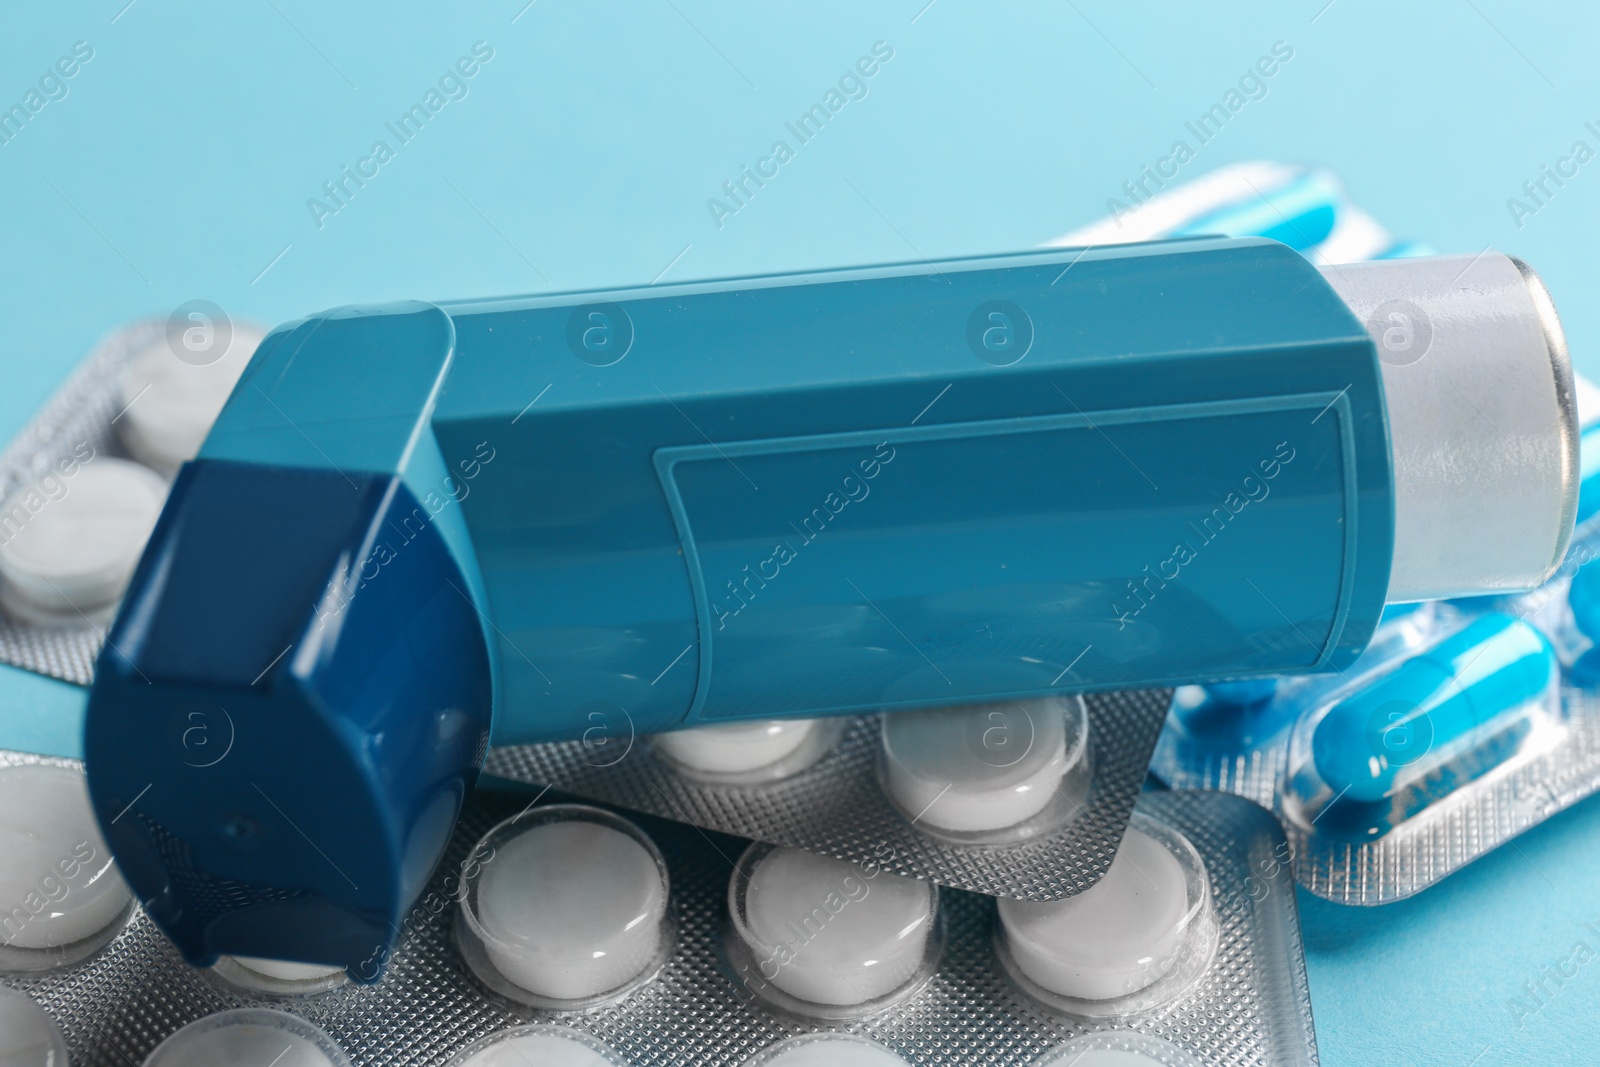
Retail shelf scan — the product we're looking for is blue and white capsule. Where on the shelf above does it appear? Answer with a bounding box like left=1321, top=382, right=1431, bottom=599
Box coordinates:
left=1308, top=613, right=1556, bottom=803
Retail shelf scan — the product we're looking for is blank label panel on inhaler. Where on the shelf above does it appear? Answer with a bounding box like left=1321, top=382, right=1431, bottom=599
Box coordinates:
left=82, top=238, right=1577, bottom=977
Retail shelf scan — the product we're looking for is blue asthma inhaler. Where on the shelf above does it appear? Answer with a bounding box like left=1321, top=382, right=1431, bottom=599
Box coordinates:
left=82, top=237, right=1578, bottom=975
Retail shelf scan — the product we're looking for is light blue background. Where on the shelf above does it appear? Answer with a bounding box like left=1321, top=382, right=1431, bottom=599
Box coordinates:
left=3, top=1, right=1599, bottom=1063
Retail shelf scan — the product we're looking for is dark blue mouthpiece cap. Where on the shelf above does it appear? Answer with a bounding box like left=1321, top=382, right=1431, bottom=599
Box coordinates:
left=85, top=458, right=492, bottom=981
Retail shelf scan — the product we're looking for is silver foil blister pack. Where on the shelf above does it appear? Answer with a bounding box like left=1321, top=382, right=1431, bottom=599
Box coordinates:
left=484, top=688, right=1171, bottom=900
left=1152, top=527, right=1600, bottom=904
left=0, top=321, right=166, bottom=685
left=3, top=754, right=1318, bottom=1067
left=1285, top=683, right=1600, bottom=906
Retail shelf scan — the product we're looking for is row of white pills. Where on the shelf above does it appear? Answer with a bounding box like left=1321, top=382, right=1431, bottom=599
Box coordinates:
left=0, top=325, right=262, bottom=626
left=0, top=761, right=1205, bottom=1066
left=455, top=803, right=1211, bottom=1022
left=0, top=705, right=1113, bottom=1001
left=651, top=696, right=1090, bottom=840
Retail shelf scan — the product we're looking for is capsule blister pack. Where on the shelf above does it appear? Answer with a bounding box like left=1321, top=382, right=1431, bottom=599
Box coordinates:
left=485, top=689, right=1171, bottom=900
left=1, top=746, right=1317, bottom=1067
left=1149, top=602, right=1441, bottom=808
left=1154, top=524, right=1600, bottom=904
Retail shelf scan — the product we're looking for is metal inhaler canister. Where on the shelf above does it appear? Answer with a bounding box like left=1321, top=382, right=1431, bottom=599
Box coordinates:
left=80, top=237, right=1576, bottom=974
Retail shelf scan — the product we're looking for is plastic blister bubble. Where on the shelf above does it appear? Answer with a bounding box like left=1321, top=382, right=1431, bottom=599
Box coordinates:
left=0, top=753, right=134, bottom=977
left=454, top=804, right=677, bottom=1011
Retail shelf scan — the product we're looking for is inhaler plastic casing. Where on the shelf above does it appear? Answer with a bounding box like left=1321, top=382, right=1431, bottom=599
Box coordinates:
left=82, top=238, right=1575, bottom=975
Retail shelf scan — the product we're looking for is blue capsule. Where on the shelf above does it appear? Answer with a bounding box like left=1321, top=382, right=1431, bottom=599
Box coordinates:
left=1378, top=602, right=1425, bottom=624
left=1310, top=613, right=1554, bottom=803
left=1202, top=679, right=1278, bottom=708
left=1175, top=169, right=1342, bottom=250
left=1170, top=679, right=1292, bottom=749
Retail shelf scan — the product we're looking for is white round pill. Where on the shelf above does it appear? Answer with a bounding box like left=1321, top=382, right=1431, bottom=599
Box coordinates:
left=742, top=1033, right=909, bottom=1067
left=225, top=953, right=347, bottom=991
left=0, top=987, right=68, bottom=1066
left=652, top=718, right=819, bottom=776
left=0, top=458, right=168, bottom=625
left=880, top=697, right=1084, bottom=833
left=448, top=1025, right=625, bottom=1067
left=142, top=1009, right=348, bottom=1067
left=466, top=809, right=669, bottom=1001
left=732, top=843, right=936, bottom=1007
left=998, top=822, right=1198, bottom=1002
left=0, top=764, right=130, bottom=954
left=117, top=324, right=265, bottom=475
left=227, top=955, right=346, bottom=982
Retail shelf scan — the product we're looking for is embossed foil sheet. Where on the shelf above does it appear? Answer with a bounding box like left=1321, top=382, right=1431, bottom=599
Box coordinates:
left=3, top=759, right=1318, bottom=1067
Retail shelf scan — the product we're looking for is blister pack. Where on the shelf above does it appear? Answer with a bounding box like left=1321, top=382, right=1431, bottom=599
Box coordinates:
left=1048, top=160, right=1434, bottom=263
left=0, top=321, right=160, bottom=683
left=0, top=747, right=1317, bottom=1067
left=1154, top=520, right=1600, bottom=904
left=485, top=689, right=1171, bottom=900
left=0, top=316, right=265, bottom=685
